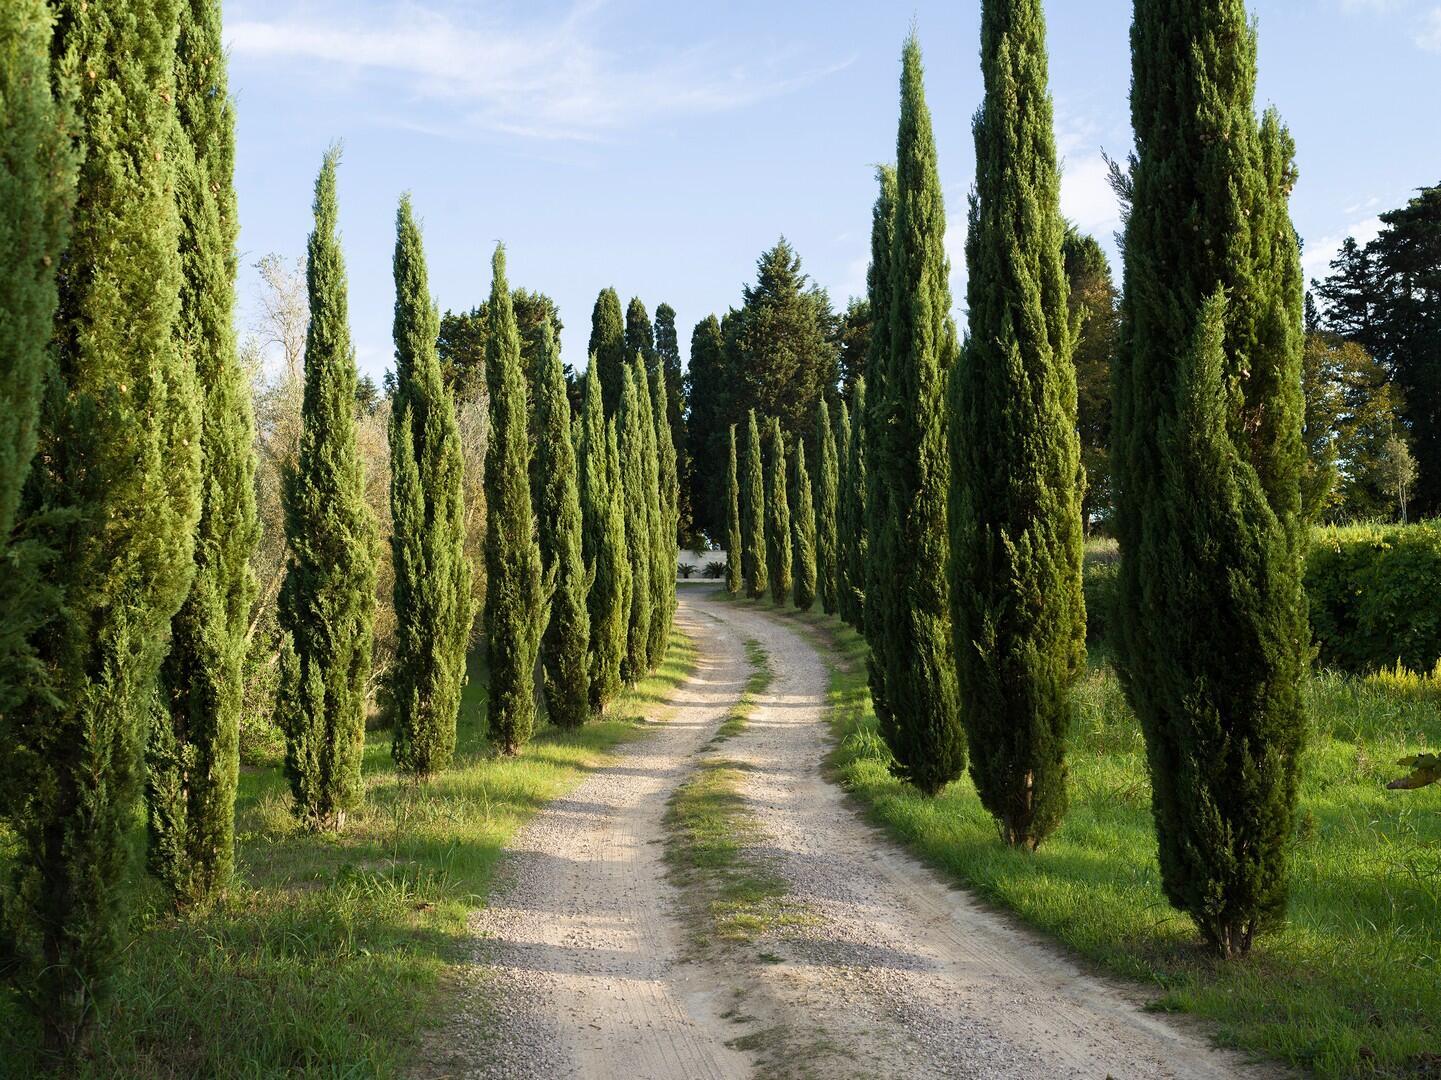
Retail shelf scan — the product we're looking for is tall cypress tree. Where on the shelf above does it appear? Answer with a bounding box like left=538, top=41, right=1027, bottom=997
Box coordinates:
left=4, top=0, right=202, bottom=1050
left=276, top=148, right=376, bottom=828
left=815, top=398, right=840, bottom=614
left=484, top=246, right=545, bottom=753
left=578, top=364, right=628, bottom=712
left=650, top=363, right=678, bottom=659
left=866, top=36, right=964, bottom=795
left=625, top=297, right=657, bottom=371
left=1114, top=0, right=1308, bottom=957
left=724, top=424, right=743, bottom=595
left=742, top=409, right=768, bottom=599
left=589, top=287, right=626, bottom=416
left=951, top=0, right=1085, bottom=849
left=839, top=383, right=866, bottom=628
left=766, top=417, right=793, bottom=605
left=384, top=195, right=471, bottom=775
left=655, top=302, right=688, bottom=539
left=791, top=439, right=818, bottom=611
left=149, top=0, right=260, bottom=905
left=617, top=363, right=653, bottom=681
left=632, top=353, right=664, bottom=671
left=535, top=319, right=590, bottom=727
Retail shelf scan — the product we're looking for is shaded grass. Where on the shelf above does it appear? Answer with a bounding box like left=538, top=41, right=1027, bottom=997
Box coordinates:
left=728, top=594, right=1441, bottom=1079
left=0, top=633, right=697, bottom=1078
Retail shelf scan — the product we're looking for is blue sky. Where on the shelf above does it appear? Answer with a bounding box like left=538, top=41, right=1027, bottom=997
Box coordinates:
left=225, top=0, right=1441, bottom=383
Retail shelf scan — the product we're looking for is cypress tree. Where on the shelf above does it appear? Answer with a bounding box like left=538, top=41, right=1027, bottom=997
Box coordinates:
left=590, top=288, right=627, bottom=417
left=655, top=302, right=688, bottom=539
left=1114, top=0, right=1308, bottom=957
left=617, top=363, right=653, bottom=681
left=766, top=417, right=793, bottom=605
left=650, top=363, right=678, bottom=659
left=632, top=353, right=664, bottom=671
left=149, top=0, right=261, bottom=905
left=276, top=148, right=376, bottom=828
left=534, top=319, right=590, bottom=727
left=950, top=0, right=1086, bottom=849
left=815, top=399, right=840, bottom=614
left=742, top=409, right=768, bottom=599
left=483, top=246, right=545, bottom=753
left=791, top=439, right=818, bottom=611
left=866, top=35, right=964, bottom=795
left=4, top=0, right=202, bottom=1050
left=578, top=364, right=629, bottom=712
left=625, top=296, right=657, bottom=370
left=834, top=394, right=857, bottom=623
left=384, top=195, right=471, bottom=775
left=724, top=424, right=743, bottom=594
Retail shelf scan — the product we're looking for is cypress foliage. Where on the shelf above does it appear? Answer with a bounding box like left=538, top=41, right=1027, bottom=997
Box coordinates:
left=650, top=363, right=678, bottom=659
left=534, top=319, right=590, bottom=728
left=590, top=288, right=627, bottom=416
left=839, top=385, right=866, bottom=627
left=384, top=195, right=471, bottom=775
left=276, top=148, right=376, bottom=828
left=724, top=424, right=743, bottom=594
left=632, top=353, right=664, bottom=670
left=483, top=246, right=546, bottom=753
left=866, top=35, right=964, bottom=795
left=791, top=439, right=818, bottom=611
left=742, top=409, right=768, bottom=599
left=655, top=302, right=689, bottom=540
left=765, top=417, right=793, bottom=605
left=625, top=297, right=657, bottom=370
left=578, top=364, right=629, bottom=712
left=951, top=0, right=1086, bottom=849
left=149, top=0, right=260, bottom=905
left=3, top=0, right=202, bottom=1050
left=815, top=398, right=840, bottom=614
left=1114, top=0, right=1308, bottom=957
left=617, top=363, right=653, bottom=681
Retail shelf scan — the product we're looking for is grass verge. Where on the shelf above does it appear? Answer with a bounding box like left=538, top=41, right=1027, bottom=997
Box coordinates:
left=729, top=594, right=1440, bottom=1080
left=0, top=632, right=697, bottom=1078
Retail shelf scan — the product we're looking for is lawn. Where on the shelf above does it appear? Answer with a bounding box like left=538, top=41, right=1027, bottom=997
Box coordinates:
left=732, top=592, right=1441, bottom=1079
left=0, top=633, right=696, bottom=1078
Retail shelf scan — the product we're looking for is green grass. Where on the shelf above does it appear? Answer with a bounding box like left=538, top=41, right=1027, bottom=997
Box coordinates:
left=0, top=633, right=697, bottom=1078
left=729, top=594, right=1441, bottom=1080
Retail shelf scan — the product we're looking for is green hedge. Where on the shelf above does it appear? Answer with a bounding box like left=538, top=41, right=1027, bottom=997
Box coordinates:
left=1306, top=521, right=1441, bottom=675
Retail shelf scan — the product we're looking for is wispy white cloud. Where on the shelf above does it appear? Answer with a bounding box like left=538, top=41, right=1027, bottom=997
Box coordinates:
left=1303, top=215, right=1384, bottom=281
left=227, top=3, right=852, bottom=140
left=1417, top=7, right=1441, bottom=50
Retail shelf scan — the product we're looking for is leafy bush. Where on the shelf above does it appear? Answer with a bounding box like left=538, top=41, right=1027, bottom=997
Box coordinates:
left=1306, top=521, right=1441, bottom=674
left=677, top=562, right=696, bottom=579
left=702, top=560, right=727, bottom=580
left=1082, top=539, right=1119, bottom=646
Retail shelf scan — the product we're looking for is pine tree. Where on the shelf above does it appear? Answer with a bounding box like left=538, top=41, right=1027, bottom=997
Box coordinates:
left=815, top=399, right=840, bottom=614
left=276, top=148, right=376, bottom=828
left=384, top=195, right=471, bottom=775
left=742, top=409, right=768, bottom=599
left=950, top=0, right=1085, bottom=849
left=650, top=364, right=678, bottom=659
left=724, top=424, right=743, bottom=594
left=866, top=35, right=964, bottom=796
left=148, top=0, right=260, bottom=906
left=1114, top=0, right=1308, bottom=957
left=617, top=363, right=653, bottom=681
left=3, top=0, right=202, bottom=1050
left=590, top=287, right=627, bottom=416
left=578, top=364, right=629, bottom=711
left=655, top=302, right=689, bottom=539
left=534, top=319, right=590, bottom=727
left=766, top=417, right=793, bottom=605
left=482, top=246, right=546, bottom=753
left=791, top=439, right=818, bottom=611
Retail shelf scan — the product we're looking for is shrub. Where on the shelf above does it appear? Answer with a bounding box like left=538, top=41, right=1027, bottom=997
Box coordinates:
left=702, top=561, right=726, bottom=580
left=1082, top=540, right=1119, bottom=646
left=1306, top=521, right=1441, bottom=674
left=678, top=562, right=696, bottom=579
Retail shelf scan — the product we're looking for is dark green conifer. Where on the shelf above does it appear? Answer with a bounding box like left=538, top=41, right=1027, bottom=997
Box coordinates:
left=483, top=246, right=545, bottom=752
left=724, top=425, right=743, bottom=595
left=766, top=417, right=793, bottom=605
left=384, top=195, right=471, bottom=775
left=1113, top=0, right=1308, bottom=957
left=815, top=399, right=840, bottom=614
left=149, top=0, right=260, bottom=905
left=951, top=0, right=1085, bottom=848
left=866, top=36, right=964, bottom=795
left=276, top=148, right=376, bottom=827
left=839, top=384, right=866, bottom=628
left=535, top=319, right=590, bottom=727
left=589, top=288, right=626, bottom=416
left=617, top=363, right=653, bottom=680
left=4, top=0, right=201, bottom=1050
left=655, top=302, right=688, bottom=539
left=791, top=439, right=818, bottom=611
left=625, top=297, right=657, bottom=370
left=631, top=354, right=664, bottom=671
left=742, top=410, right=768, bottom=599
left=578, top=364, right=629, bottom=711
left=650, top=363, right=678, bottom=659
